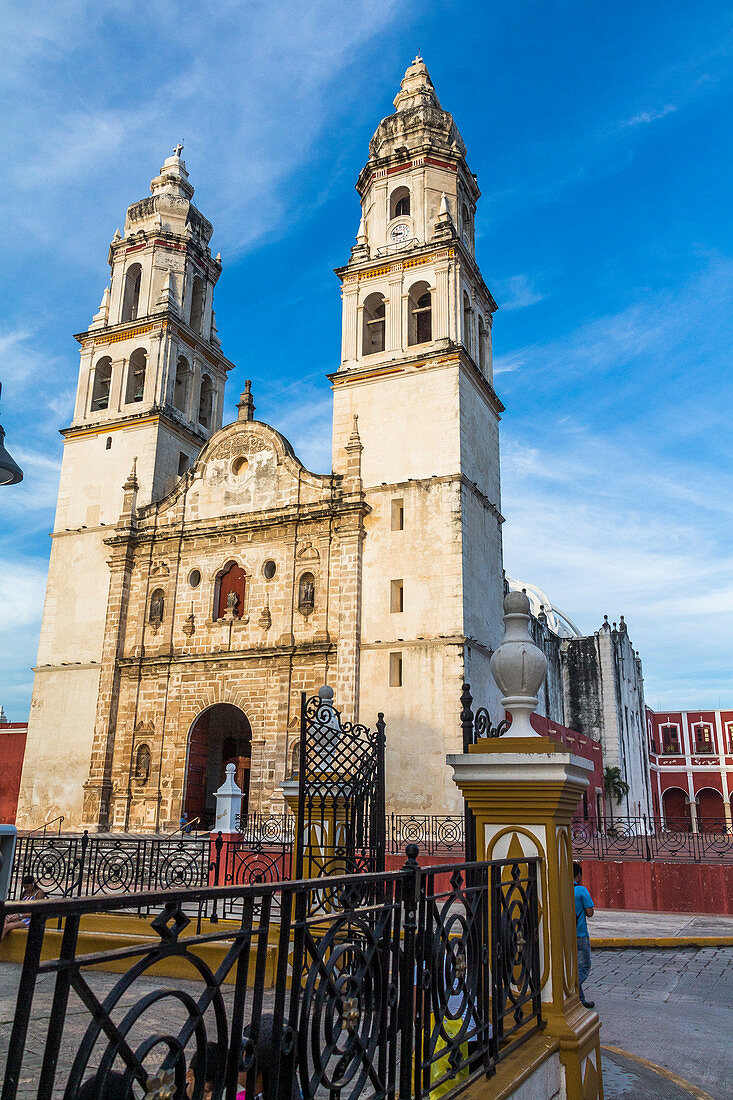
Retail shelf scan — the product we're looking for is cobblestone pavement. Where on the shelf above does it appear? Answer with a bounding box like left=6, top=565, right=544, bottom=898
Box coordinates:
left=0, top=947, right=730, bottom=1098
left=593, top=947, right=733, bottom=1099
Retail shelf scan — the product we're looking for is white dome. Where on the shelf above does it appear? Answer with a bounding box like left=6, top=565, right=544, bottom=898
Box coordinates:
left=505, top=576, right=582, bottom=639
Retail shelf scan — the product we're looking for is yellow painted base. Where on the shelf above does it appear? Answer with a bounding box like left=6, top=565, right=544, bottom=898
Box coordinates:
left=458, top=1033, right=560, bottom=1100
left=0, top=919, right=279, bottom=986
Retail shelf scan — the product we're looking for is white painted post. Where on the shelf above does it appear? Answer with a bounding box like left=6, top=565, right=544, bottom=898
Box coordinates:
left=214, top=763, right=242, bottom=834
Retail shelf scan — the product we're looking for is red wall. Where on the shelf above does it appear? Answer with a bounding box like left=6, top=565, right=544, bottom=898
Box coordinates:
left=579, top=859, right=733, bottom=915
left=0, top=726, right=27, bottom=823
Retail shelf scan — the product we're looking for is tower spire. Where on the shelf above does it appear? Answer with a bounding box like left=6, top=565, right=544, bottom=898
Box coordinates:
left=237, top=380, right=255, bottom=422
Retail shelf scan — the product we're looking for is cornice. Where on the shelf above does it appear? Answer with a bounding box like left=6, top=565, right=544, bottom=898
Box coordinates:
left=103, top=495, right=370, bottom=548
left=329, top=348, right=504, bottom=416
left=117, top=639, right=336, bottom=673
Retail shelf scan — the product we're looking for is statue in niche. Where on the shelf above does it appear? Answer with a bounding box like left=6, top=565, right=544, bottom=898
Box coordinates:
left=149, top=589, right=164, bottom=631
left=226, top=589, right=239, bottom=616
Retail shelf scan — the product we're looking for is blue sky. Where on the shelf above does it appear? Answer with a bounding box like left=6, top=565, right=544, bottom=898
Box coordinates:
left=1, top=0, right=732, bottom=718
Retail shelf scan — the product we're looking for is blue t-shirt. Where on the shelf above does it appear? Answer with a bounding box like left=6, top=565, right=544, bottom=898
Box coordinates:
left=574, top=884, right=594, bottom=937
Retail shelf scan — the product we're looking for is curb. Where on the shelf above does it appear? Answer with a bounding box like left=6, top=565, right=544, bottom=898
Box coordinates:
left=593, top=935, right=733, bottom=949
left=601, top=1044, right=719, bottom=1100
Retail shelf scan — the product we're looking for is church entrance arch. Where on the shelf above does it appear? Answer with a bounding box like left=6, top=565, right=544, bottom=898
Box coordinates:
left=183, top=703, right=252, bottom=829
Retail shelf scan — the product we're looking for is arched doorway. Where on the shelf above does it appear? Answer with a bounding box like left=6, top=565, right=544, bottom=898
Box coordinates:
left=183, top=704, right=252, bottom=829
left=662, top=787, right=691, bottom=831
left=697, top=788, right=725, bottom=832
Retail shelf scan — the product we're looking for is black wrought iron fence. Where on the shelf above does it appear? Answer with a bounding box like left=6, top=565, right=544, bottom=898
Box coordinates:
left=9, top=832, right=212, bottom=907
left=0, top=851, right=541, bottom=1100
left=571, top=814, right=733, bottom=863
left=389, top=815, right=465, bottom=855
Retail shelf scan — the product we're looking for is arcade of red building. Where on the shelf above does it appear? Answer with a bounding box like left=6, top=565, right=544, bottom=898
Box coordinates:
left=647, top=707, right=733, bottom=831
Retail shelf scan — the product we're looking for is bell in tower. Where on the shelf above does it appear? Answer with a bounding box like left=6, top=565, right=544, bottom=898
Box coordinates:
left=337, top=56, right=496, bottom=381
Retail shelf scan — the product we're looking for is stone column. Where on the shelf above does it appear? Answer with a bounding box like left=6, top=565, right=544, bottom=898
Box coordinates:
left=341, top=283, right=359, bottom=364
left=434, top=260, right=450, bottom=342
left=447, top=591, right=603, bottom=1100
left=387, top=273, right=402, bottom=351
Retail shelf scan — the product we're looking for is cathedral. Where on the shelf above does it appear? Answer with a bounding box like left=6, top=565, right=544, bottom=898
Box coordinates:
left=16, top=58, right=508, bottom=831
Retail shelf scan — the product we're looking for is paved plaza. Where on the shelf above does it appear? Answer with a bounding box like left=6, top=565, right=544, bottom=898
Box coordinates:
left=0, top=943, right=730, bottom=1098
left=594, top=947, right=733, bottom=1099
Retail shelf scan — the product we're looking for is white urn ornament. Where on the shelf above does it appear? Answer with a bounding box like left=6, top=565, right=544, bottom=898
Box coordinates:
left=489, top=590, right=547, bottom=737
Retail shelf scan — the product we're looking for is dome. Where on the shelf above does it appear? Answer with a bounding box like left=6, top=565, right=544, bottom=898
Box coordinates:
left=505, top=576, right=582, bottom=639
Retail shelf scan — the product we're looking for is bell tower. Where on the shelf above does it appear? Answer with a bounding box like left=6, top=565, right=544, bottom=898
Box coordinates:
left=332, top=58, right=505, bottom=814
left=16, top=149, right=234, bottom=830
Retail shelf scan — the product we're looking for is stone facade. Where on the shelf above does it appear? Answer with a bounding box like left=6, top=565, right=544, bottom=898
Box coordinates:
left=17, top=60, right=508, bottom=830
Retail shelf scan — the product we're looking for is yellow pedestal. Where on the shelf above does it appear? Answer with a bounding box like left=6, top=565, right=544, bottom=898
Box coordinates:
left=448, top=737, right=604, bottom=1100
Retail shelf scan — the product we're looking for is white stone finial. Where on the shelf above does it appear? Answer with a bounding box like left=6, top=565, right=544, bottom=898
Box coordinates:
left=214, top=762, right=243, bottom=833
left=356, top=214, right=368, bottom=245
left=439, top=192, right=449, bottom=217
left=113, top=228, right=121, bottom=242
left=489, top=589, right=547, bottom=738
left=155, top=269, right=177, bottom=313
left=89, top=286, right=111, bottom=331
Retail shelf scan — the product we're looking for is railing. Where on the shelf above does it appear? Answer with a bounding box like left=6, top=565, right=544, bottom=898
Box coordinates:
left=0, top=852, right=542, bottom=1099
left=389, top=814, right=465, bottom=854
left=168, top=815, right=202, bottom=839
left=571, top=815, right=733, bottom=863
left=19, top=814, right=65, bottom=838
left=237, top=813, right=466, bottom=855
left=9, top=831, right=212, bottom=908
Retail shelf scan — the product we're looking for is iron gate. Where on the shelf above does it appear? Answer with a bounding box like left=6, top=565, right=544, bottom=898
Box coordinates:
left=295, top=688, right=386, bottom=879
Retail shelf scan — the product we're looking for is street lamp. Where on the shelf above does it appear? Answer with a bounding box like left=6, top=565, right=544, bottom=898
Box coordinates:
left=0, top=382, right=23, bottom=486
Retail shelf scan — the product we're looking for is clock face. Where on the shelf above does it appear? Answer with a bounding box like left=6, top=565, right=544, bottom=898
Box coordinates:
left=390, top=222, right=410, bottom=243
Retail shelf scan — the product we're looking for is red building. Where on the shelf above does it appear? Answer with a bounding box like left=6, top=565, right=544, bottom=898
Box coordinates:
left=646, top=707, right=733, bottom=831
left=0, top=709, right=28, bottom=823
left=531, top=712, right=604, bottom=819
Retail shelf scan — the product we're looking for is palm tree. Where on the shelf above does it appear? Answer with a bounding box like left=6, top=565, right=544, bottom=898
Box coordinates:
left=603, top=765, right=630, bottom=830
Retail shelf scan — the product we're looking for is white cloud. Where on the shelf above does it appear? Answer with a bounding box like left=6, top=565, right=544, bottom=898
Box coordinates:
left=623, top=104, right=677, bottom=127
left=502, top=427, right=733, bottom=710
left=493, top=274, right=546, bottom=311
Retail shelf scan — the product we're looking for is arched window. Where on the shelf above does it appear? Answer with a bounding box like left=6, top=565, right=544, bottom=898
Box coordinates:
left=477, top=316, right=486, bottom=371
left=298, top=572, right=315, bottom=614
left=362, top=293, right=386, bottom=355
left=173, top=355, right=189, bottom=413
left=693, top=724, right=714, bottom=754
left=290, top=740, right=301, bottom=778
left=134, top=743, right=151, bottom=784
left=91, top=357, right=112, bottom=411
left=463, top=291, right=472, bottom=355
left=198, top=374, right=213, bottom=428
left=121, top=263, right=142, bottom=323
left=149, top=588, right=165, bottom=625
left=190, top=275, right=205, bottom=334
left=216, top=561, right=246, bottom=619
left=461, top=203, right=470, bottom=231
left=408, top=281, right=432, bottom=346
left=106, top=436, right=112, bottom=450
left=390, top=186, right=410, bottom=220
left=126, top=349, right=147, bottom=404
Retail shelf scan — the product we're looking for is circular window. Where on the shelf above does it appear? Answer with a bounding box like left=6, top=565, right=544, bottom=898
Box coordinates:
left=188, top=569, right=201, bottom=589
left=263, top=560, right=276, bottom=581
left=231, top=456, right=248, bottom=476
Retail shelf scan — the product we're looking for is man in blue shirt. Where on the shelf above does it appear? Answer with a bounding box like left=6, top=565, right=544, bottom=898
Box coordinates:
left=573, top=861, right=595, bottom=1009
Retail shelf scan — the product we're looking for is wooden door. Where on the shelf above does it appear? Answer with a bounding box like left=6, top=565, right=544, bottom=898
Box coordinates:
left=184, top=713, right=210, bottom=823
